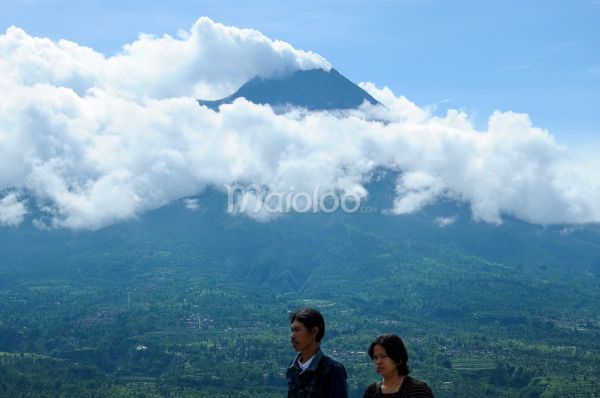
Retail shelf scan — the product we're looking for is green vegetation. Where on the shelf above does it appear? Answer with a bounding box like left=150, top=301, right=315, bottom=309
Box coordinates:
left=1, top=190, right=599, bottom=397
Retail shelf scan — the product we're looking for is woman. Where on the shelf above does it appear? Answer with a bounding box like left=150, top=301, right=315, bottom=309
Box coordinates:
left=364, top=334, right=434, bottom=398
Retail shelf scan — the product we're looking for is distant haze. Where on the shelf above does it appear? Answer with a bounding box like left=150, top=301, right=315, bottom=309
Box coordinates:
left=1, top=18, right=599, bottom=229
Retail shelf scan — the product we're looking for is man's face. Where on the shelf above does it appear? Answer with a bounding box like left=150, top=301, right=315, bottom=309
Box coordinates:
left=290, top=319, right=317, bottom=352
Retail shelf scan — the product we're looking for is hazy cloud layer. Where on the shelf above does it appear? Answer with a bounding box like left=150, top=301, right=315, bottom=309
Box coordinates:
left=0, top=17, right=330, bottom=100
left=0, top=193, right=27, bottom=226
left=1, top=19, right=599, bottom=229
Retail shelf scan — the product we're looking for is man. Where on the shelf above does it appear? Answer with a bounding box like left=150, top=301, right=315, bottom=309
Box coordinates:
left=287, top=308, right=348, bottom=398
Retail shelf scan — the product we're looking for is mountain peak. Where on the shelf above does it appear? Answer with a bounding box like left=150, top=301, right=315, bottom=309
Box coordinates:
left=198, top=68, right=380, bottom=111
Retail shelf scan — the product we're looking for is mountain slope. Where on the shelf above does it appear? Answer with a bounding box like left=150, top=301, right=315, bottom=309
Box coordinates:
left=2, top=59, right=600, bottom=396
left=197, top=68, right=380, bottom=111
left=1, top=177, right=600, bottom=397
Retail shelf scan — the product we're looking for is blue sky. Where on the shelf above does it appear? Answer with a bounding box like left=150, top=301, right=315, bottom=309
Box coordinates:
left=1, top=0, right=599, bottom=148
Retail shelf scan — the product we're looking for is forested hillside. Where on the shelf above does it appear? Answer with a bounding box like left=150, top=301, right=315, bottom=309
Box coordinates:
left=1, top=181, right=599, bottom=397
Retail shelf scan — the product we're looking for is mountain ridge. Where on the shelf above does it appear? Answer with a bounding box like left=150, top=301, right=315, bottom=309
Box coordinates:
left=198, top=68, right=381, bottom=111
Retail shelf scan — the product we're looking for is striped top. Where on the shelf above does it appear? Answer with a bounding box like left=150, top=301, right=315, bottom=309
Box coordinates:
left=363, top=377, right=434, bottom=398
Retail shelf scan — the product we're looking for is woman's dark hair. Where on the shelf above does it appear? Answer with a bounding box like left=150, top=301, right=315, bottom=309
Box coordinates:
left=368, top=334, right=410, bottom=376
left=289, top=308, right=325, bottom=343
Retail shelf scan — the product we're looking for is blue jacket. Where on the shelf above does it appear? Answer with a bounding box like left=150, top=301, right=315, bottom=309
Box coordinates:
left=287, top=348, right=348, bottom=398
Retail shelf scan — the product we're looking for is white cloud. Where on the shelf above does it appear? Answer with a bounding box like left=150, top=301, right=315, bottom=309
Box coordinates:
left=0, top=20, right=599, bottom=229
left=0, top=17, right=329, bottom=101
left=184, top=198, right=200, bottom=211
left=575, top=66, right=600, bottom=80
left=0, top=193, right=27, bottom=226
left=393, top=171, right=447, bottom=216
left=435, top=216, right=457, bottom=228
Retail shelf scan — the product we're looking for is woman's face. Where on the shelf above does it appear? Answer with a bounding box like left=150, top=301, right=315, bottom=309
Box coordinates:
left=372, top=344, right=399, bottom=379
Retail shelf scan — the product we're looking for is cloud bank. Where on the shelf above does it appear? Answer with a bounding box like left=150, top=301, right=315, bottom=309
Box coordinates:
left=0, top=193, right=27, bottom=226
left=1, top=18, right=599, bottom=229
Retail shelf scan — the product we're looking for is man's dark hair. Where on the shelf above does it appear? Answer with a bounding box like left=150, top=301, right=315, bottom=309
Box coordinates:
left=367, top=334, right=410, bottom=376
left=289, top=308, right=325, bottom=343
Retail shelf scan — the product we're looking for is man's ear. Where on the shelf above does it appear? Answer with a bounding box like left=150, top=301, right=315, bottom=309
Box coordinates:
left=310, top=326, right=319, bottom=338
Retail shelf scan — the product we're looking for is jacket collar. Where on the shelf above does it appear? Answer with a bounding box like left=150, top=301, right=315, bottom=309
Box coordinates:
left=290, top=347, right=324, bottom=372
